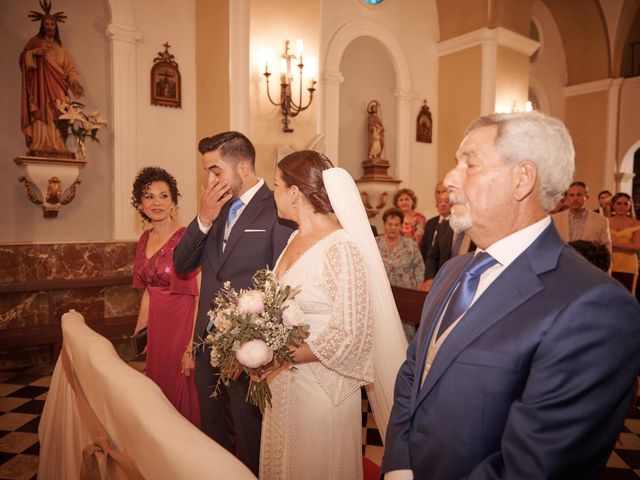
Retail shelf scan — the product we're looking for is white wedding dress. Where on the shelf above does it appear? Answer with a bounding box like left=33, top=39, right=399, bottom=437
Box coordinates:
left=260, top=229, right=374, bottom=480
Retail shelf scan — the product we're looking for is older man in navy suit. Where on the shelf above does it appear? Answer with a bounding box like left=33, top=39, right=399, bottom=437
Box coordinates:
left=382, top=112, right=640, bottom=479
left=174, top=131, right=293, bottom=475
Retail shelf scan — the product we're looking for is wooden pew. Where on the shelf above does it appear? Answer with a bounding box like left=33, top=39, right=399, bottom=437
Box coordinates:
left=391, top=286, right=427, bottom=326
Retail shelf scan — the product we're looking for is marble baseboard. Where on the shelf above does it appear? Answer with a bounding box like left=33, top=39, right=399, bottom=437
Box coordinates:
left=0, top=242, right=136, bottom=283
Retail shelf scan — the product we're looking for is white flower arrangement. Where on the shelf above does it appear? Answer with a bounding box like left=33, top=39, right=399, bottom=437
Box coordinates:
left=56, top=97, right=107, bottom=158
left=201, top=269, right=308, bottom=413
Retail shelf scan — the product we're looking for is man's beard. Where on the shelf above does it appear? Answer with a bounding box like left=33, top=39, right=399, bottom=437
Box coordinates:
left=449, top=192, right=473, bottom=234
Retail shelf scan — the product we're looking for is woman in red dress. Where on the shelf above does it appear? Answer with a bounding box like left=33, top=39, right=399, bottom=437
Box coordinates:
left=131, top=167, right=200, bottom=426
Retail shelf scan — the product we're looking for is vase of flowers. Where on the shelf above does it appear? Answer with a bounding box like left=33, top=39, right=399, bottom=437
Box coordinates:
left=56, top=97, right=107, bottom=159
left=202, top=269, right=309, bottom=413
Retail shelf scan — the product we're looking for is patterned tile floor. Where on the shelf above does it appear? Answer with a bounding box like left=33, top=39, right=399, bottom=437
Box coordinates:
left=0, top=360, right=637, bottom=479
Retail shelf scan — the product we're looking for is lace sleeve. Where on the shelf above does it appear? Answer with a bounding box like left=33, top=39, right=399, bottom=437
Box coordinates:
left=307, top=240, right=374, bottom=405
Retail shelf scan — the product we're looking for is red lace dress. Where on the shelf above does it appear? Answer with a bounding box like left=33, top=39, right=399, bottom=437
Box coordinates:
left=133, top=227, right=200, bottom=426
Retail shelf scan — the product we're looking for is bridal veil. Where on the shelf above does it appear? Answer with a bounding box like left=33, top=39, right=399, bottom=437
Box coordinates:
left=322, top=167, right=408, bottom=441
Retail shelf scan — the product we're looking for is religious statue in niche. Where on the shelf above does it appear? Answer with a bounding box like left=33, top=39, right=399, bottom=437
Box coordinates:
left=361, top=100, right=393, bottom=181
left=20, top=0, right=84, bottom=158
left=367, top=100, right=385, bottom=162
left=416, top=99, right=433, bottom=143
left=151, top=43, right=181, bottom=108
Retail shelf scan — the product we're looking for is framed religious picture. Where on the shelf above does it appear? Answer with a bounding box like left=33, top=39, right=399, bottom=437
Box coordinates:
left=416, top=100, right=432, bottom=143
left=151, top=42, right=181, bottom=108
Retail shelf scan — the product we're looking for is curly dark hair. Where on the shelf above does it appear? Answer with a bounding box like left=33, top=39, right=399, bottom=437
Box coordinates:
left=131, top=166, right=180, bottom=222
left=568, top=240, right=611, bottom=272
left=393, top=188, right=418, bottom=210
left=278, top=150, right=334, bottom=214
left=382, top=207, right=405, bottom=224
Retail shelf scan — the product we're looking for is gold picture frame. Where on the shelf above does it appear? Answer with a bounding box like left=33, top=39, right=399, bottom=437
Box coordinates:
left=151, top=42, right=181, bottom=108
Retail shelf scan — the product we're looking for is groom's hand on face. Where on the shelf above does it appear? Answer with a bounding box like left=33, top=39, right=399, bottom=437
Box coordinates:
left=198, top=176, right=232, bottom=227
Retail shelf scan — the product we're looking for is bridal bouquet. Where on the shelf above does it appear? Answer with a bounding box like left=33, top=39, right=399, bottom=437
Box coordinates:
left=204, top=269, right=308, bottom=413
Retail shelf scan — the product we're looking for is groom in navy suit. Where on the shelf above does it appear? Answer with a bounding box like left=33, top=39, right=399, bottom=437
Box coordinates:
left=382, top=112, right=640, bottom=479
left=174, top=131, right=293, bottom=475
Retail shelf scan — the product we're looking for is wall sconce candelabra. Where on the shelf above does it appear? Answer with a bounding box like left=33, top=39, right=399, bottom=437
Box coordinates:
left=262, top=40, right=316, bottom=133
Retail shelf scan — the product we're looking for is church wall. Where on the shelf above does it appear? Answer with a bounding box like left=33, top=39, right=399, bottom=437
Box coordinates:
left=1, top=0, right=113, bottom=243
left=495, top=46, right=531, bottom=113
left=195, top=0, right=230, bottom=196
left=130, top=0, right=197, bottom=231
left=437, top=47, right=483, bottom=183
left=529, top=0, right=567, bottom=119
left=565, top=90, right=609, bottom=200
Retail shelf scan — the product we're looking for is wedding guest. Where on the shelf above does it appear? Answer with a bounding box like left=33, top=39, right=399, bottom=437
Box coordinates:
left=568, top=240, right=611, bottom=272
left=173, top=132, right=293, bottom=475
left=260, top=151, right=377, bottom=480
left=20, top=2, right=84, bottom=157
left=393, top=188, right=426, bottom=245
left=552, top=181, right=612, bottom=252
left=420, top=182, right=451, bottom=262
left=382, top=112, right=640, bottom=480
left=377, top=208, right=425, bottom=289
left=609, top=192, right=640, bottom=294
left=595, top=190, right=612, bottom=216
left=377, top=208, right=424, bottom=341
left=131, top=167, right=200, bottom=426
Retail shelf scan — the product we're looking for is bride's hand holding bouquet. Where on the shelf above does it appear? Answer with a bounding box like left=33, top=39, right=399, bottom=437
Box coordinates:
left=201, top=269, right=309, bottom=413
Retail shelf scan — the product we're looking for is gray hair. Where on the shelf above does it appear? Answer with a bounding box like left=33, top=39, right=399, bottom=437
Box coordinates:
left=465, top=111, right=575, bottom=212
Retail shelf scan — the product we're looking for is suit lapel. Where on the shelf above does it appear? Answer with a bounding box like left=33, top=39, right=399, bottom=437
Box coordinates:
left=414, top=224, right=564, bottom=409
left=218, top=183, right=271, bottom=268
left=203, top=203, right=230, bottom=273
left=411, top=255, right=472, bottom=403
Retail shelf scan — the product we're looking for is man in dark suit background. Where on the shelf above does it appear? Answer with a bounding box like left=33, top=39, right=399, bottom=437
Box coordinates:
left=382, top=112, right=640, bottom=479
left=419, top=184, right=475, bottom=292
left=174, top=131, right=293, bottom=475
left=419, top=182, right=450, bottom=262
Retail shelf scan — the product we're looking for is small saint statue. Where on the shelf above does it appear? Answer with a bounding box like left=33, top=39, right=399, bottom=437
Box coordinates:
left=367, top=100, right=384, bottom=164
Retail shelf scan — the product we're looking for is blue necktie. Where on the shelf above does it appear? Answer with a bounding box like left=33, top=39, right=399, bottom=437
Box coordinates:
left=437, top=252, right=498, bottom=338
left=226, top=198, right=244, bottom=227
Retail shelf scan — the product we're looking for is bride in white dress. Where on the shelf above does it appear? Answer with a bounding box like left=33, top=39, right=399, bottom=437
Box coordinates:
left=259, top=151, right=408, bottom=480
left=260, top=151, right=372, bottom=479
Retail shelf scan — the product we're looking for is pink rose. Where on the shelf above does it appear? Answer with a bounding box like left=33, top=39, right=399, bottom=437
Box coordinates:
left=238, top=290, right=265, bottom=314
left=235, top=339, right=274, bottom=368
left=281, top=299, right=304, bottom=327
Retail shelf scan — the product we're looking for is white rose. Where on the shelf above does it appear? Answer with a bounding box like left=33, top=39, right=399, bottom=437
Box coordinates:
left=238, top=290, right=265, bottom=314
left=235, top=339, right=274, bottom=368
left=281, top=299, right=304, bottom=327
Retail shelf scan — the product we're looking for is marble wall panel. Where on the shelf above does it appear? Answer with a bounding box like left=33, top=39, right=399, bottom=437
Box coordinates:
left=16, top=246, right=52, bottom=282
left=103, top=243, right=137, bottom=277
left=0, top=292, right=48, bottom=329
left=104, top=285, right=141, bottom=318
left=51, top=288, right=104, bottom=322
left=0, top=242, right=137, bottom=283
left=0, top=247, right=20, bottom=283
left=49, top=244, right=104, bottom=280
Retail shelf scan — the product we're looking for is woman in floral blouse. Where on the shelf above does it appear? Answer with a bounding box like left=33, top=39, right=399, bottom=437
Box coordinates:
left=376, top=208, right=425, bottom=340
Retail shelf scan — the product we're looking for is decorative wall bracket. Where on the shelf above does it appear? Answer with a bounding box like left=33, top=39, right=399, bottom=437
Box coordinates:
left=14, top=155, right=86, bottom=218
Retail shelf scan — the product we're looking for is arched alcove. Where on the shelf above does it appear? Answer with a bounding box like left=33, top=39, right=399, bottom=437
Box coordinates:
left=323, top=19, right=412, bottom=183
left=338, top=36, right=396, bottom=180
left=620, top=140, right=640, bottom=195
